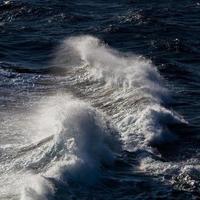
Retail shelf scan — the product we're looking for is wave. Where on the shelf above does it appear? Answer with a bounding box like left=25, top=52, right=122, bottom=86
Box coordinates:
left=20, top=35, right=188, bottom=199
left=0, top=35, right=188, bottom=199
left=20, top=95, right=120, bottom=200
left=53, top=35, right=187, bottom=148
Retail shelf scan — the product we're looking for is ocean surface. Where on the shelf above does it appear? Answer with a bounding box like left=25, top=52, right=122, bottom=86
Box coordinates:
left=0, top=0, right=200, bottom=199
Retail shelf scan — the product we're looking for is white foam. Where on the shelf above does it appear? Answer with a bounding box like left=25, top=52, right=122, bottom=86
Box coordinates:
left=20, top=95, right=120, bottom=199
left=0, top=35, right=188, bottom=199
left=50, top=36, right=189, bottom=187
left=21, top=174, right=54, bottom=200
left=133, top=104, right=187, bottom=146
left=59, top=35, right=165, bottom=97
left=55, top=35, right=187, bottom=148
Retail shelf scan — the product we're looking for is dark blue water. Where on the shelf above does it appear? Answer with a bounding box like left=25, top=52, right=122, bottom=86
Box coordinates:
left=0, top=0, right=200, bottom=199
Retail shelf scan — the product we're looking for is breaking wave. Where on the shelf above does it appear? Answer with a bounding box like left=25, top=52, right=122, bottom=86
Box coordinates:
left=54, top=35, right=186, bottom=148
left=20, top=96, right=120, bottom=200
left=0, top=35, right=188, bottom=199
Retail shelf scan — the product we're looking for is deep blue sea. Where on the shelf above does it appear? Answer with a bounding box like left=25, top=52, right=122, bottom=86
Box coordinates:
left=0, top=0, right=200, bottom=199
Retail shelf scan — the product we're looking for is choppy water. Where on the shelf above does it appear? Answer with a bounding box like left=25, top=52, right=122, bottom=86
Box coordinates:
left=0, top=0, right=200, bottom=199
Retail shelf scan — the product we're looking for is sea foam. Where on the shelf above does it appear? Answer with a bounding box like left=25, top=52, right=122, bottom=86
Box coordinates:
left=54, top=35, right=187, bottom=148
left=20, top=95, right=120, bottom=199
left=19, top=35, right=187, bottom=199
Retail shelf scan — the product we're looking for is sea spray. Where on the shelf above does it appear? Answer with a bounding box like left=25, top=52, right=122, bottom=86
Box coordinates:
left=21, top=95, right=121, bottom=199
left=53, top=35, right=186, bottom=148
